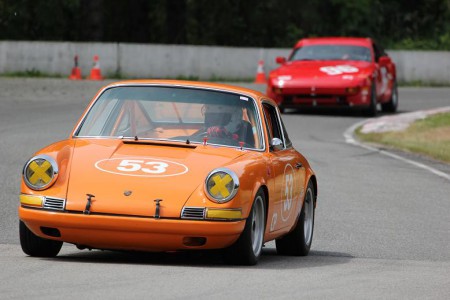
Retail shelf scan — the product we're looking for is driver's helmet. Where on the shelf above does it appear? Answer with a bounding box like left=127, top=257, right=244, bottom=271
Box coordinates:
left=203, top=103, right=241, bottom=131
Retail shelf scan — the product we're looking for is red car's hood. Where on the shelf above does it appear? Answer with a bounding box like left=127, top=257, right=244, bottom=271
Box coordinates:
left=270, top=60, right=374, bottom=87
left=65, top=139, right=245, bottom=218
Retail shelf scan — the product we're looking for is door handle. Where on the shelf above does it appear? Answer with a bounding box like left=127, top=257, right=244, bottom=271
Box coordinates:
left=295, top=162, right=303, bottom=169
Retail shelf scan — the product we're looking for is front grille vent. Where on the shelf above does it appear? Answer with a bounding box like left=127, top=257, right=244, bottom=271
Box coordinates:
left=43, top=197, right=66, bottom=211
left=181, top=207, right=205, bottom=219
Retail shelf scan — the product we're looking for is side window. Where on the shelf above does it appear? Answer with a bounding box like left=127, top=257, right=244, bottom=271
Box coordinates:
left=280, top=117, right=292, bottom=148
left=262, top=103, right=284, bottom=150
left=372, top=42, right=383, bottom=62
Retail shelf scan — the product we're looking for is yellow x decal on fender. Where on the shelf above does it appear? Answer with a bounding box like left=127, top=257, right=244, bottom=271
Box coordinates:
left=28, top=160, right=52, bottom=185
left=210, top=174, right=232, bottom=198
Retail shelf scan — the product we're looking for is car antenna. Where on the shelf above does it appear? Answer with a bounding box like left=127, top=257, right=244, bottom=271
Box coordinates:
left=134, top=135, right=138, bottom=141
left=186, top=139, right=190, bottom=144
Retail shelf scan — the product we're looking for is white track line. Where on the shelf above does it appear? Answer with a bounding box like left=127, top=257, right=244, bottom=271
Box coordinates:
left=344, top=120, right=450, bottom=182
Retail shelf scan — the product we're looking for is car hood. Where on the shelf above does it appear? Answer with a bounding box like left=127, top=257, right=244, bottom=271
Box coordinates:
left=65, top=139, right=246, bottom=218
left=270, top=60, right=374, bottom=87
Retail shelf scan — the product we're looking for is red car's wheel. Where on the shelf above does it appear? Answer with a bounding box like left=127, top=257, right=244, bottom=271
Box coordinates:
left=363, top=83, right=378, bottom=116
left=381, top=81, right=398, bottom=113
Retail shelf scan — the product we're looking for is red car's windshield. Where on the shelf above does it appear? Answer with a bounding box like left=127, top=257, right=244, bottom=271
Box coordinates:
left=290, top=45, right=372, bottom=62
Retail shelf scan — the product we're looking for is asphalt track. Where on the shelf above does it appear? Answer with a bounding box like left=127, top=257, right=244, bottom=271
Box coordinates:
left=1, top=78, right=449, bottom=299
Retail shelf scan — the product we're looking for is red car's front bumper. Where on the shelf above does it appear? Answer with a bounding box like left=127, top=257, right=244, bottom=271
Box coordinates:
left=267, top=85, right=372, bottom=110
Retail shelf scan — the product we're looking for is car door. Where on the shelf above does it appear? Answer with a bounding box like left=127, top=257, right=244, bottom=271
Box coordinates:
left=262, top=102, right=306, bottom=233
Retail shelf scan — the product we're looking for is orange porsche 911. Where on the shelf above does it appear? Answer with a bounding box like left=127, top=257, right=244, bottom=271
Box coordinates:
left=19, top=80, right=317, bottom=265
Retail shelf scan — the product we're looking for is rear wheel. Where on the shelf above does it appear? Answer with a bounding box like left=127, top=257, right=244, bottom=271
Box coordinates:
left=20, top=221, right=62, bottom=257
left=381, top=81, right=398, bottom=113
left=276, top=181, right=315, bottom=256
left=223, top=190, right=266, bottom=265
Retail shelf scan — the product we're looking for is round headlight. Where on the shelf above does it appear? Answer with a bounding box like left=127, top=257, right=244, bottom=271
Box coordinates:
left=23, top=155, right=58, bottom=190
left=205, top=168, right=239, bottom=203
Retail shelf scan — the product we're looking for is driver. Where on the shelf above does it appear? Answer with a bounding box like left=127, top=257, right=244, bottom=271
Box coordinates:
left=203, top=103, right=254, bottom=146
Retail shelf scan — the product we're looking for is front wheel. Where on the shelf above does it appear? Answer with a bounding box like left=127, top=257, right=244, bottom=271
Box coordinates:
left=20, top=221, right=62, bottom=257
left=381, top=81, right=398, bottom=113
left=363, top=83, right=377, bottom=117
left=276, top=181, right=315, bottom=256
left=223, top=190, right=266, bottom=265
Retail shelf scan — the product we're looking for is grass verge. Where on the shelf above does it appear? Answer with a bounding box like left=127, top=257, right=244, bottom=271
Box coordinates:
left=355, top=112, right=450, bottom=163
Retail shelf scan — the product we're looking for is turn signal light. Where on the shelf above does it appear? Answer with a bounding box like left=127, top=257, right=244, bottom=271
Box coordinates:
left=346, top=87, right=360, bottom=94
left=20, top=194, right=44, bottom=207
left=206, top=208, right=242, bottom=220
left=273, top=87, right=283, bottom=94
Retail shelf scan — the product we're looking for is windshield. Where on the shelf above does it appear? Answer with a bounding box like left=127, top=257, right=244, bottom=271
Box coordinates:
left=75, top=85, right=263, bottom=150
left=290, top=45, right=372, bottom=62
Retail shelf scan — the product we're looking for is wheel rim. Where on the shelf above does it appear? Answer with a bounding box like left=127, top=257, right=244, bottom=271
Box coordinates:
left=251, top=195, right=264, bottom=257
left=303, top=188, right=314, bottom=246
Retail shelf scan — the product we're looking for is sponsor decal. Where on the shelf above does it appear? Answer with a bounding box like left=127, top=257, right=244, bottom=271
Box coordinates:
left=95, top=157, right=188, bottom=177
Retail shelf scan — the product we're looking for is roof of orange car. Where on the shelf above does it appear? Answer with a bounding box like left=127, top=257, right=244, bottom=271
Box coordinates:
left=294, top=37, right=373, bottom=48
left=102, top=80, right=267, bottom=100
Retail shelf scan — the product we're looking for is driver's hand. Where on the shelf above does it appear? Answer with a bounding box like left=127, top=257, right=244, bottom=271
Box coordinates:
left=207, top=126, right=229, bottom=137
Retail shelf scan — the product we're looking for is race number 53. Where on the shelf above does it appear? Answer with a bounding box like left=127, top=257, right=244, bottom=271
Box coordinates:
left=284, top=173, right=294, bottom=211
left=117, top=160, right=168, bottom=174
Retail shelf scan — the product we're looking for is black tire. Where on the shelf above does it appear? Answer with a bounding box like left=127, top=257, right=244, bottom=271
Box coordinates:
left=20, top=221, right=62, bottom=257
left=363, top=83, right=377, bottom=117
left=381, top=81, right=398, bottom=113
left=276, top=181, right=315, bottom=256
left=223, top=190, right=266, bottom=265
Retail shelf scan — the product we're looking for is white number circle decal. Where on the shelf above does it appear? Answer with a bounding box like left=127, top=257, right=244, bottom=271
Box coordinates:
left=280, top=164, right=296, bottom=221
left=95, top=158, right=188, bottom=177
left=320, top=65, right=359, bottom=75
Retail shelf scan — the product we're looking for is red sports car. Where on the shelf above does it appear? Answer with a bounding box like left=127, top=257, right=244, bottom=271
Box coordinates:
left=267, top=37, right=398, bottom=115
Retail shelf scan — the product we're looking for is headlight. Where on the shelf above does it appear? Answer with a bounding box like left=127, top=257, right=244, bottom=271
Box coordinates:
left=205, top=168, right=239, bottom=203
left=23, top=155, right=58, bottom=190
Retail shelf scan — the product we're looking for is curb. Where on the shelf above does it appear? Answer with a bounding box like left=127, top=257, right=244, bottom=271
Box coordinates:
left=344, top=108, right=450, bottom=182
left=359, top=106, right=450, bottom=134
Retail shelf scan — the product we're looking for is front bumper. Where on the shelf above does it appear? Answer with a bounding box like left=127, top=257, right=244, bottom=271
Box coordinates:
left=268, top=86, right=371, bottom=109
left=19, top=206, right=246, bottom=252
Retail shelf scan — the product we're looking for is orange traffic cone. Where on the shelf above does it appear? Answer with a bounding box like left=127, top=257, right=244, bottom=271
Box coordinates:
left=87, top=55, right=103, bottom=80
left=69, top=55, right=82, bottom=80
left=254, top=60, right=266, bottom=84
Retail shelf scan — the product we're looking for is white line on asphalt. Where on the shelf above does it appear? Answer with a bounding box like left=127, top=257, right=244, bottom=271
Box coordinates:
left=344, top=120, right=450, bottom=182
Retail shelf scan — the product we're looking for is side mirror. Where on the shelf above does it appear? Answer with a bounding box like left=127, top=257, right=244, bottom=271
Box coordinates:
left=276, top=56, right=286, bottom=64
left=270, top=138, right=284, bottom=151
